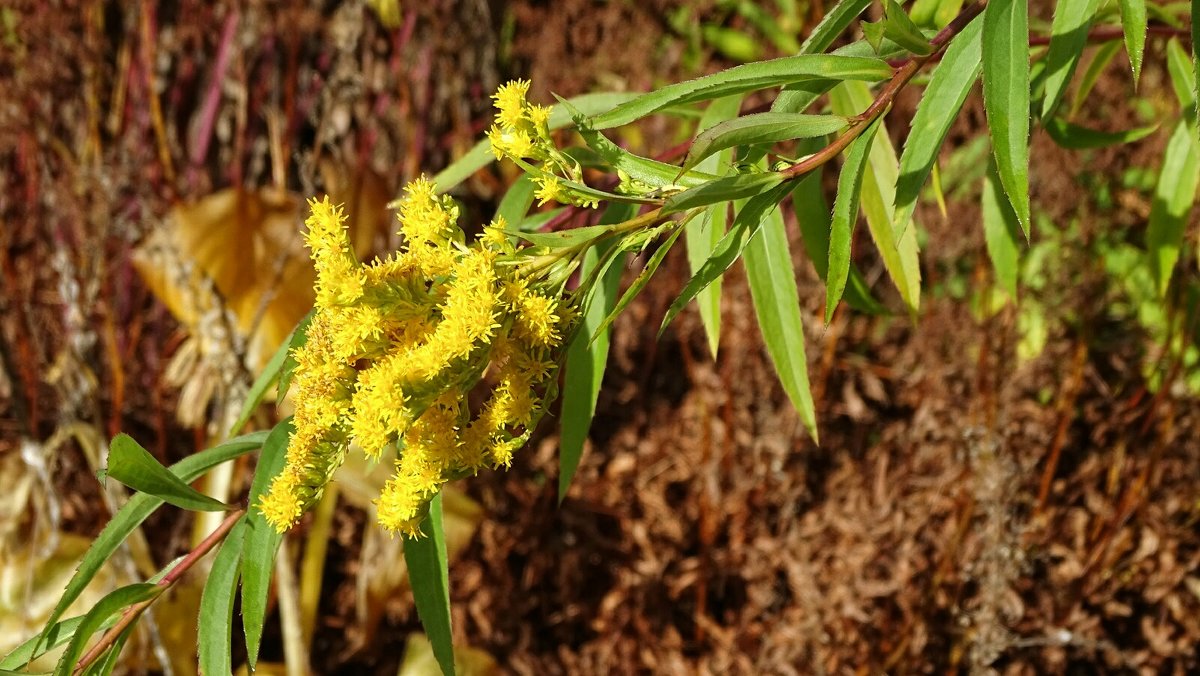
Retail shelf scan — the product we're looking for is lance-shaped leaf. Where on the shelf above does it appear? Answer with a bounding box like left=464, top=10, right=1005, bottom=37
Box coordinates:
left=1146, top=120, right=1200, bottom=295
left=495, top=175, right=537, bottom=229
left=831, top=83, right=922, bottom=316
left=828, top=120, right=882, bottom=323
left=1044, top=117, right=1159, bottom=149
left=102, top=435, right=233, bottom=512
left=53, top=584, right=162, bottom=676
left=1070, top=40, right=1122, bottom=117
left=231, top=319, right=300, bottom=436
left=894, top=12, right=984, bottom=233
left=982, top=0, right=1032, bottom=236
left=592, top=223, right=686, bottom=342
left=660, top=182, right=794, bottom=335
left=241, top=419, right=293, bottom=669
left=1118, top=0, right=1147, bottom=84
left=686, top=95, right=744, bottom=357
left=198, top=517, right=247, bottom=676
left=589, top=54, right=892, bottom=130
left=276, top=312, right=313, bottom=402
left=801, top=0, right=873, bottom=54
left=1167, top=38, right=1198, bottom=118
left=1040, top=0, right=1102, bottom=119
left=404, top=493, right=455, bottom=676
left=982, top=157, right=1023, bottom=298
left=34, top=431, right=268, bottom=655
left=561, top=97, right=717, bottom=189
left=559, top=204, right=637, bottom=501
left=744, top=206, right=818, bottom=442
left=1193, top=1, right=1200, bottom=129
left=883, top=0, right=934, bottom=56
left=680, top=113, right=847, bottom=175
left=662, top=171, right=784, bottom=214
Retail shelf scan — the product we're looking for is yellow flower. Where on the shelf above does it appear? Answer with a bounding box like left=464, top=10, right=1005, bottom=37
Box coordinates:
left=492, top=79, right=531, bottom=130
left=515, top=289, right=561, bottom=347
left=533, top=175, right=565, bottom=206
left=305, top=197, right=365, bottom=309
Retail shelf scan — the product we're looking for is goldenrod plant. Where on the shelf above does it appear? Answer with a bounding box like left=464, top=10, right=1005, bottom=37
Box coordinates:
left=7, top=1, right=1199, bottom=674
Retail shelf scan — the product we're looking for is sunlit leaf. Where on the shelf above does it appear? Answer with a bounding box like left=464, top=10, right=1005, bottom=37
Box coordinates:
left=1146, top=120, right=1200, bottom=295
left=36, top=431, right=268, bottom=652
left=894, top=12, right=983, bottom=235
left=800, top=0, right=873, bottom=54
left=744, top=206, right=818, bottom=442
left=102, top=435, right=232, bottom=512
left=660, top=182, right=794, bottom=335
left=982, top=158, right=1023, bottom=298
left=982, top=0, right=1032, bottom=236
left=681, top=113, right=847, bottom=175
left=662, top=171, right=784, bottom=214
left=686, top=95, right=743, bottom=357
left=589, top=54, right=892, bottom=130
left=882, top=0, right=933, bottom=56
left=828, top=120, right=881, bottom=323
left=404, top=493, right=454, bottom=676
left=592, top=224, right=686, bottom=342
left=53, top=584, right=161, bottom=676
left=559, top=203, right=637, bottom=502
left=1040, top=0, right=1102, bottom=119
left=198, top=517, right=247, bottom=676
left=1118, top=0, right=1147, bottom=84
left=240, top=419, right=292, bottom=669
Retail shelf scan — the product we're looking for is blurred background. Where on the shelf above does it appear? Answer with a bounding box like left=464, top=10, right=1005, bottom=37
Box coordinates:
left=1, top=0, right=1198, bottom=673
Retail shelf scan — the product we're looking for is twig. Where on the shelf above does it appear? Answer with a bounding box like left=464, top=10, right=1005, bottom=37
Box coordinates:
left=74, top=508, right=247, bottom=673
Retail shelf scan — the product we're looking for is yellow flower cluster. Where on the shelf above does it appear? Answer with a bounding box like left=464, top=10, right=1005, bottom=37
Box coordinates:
left=487, top=80, right=597, bottom=209
left=259, top=181, right=573, bottom=538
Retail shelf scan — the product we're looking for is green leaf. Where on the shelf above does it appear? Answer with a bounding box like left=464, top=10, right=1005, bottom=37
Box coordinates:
left=862, top=21, right=886, bottom=53
left=505, top=223, right=615, bottom=249
left=982, top=0, right=1032, bottom=236
left=883, top=0, right=934, bottom=56
left=3, top=616, right=93, bottom=670
left=1167, top=38, right=1198, bottom=114
left=592, top=224, right=686, bottom=343
left=800, top=0, right=873, bottom=54
left=1069, top=40, right=1122, bottom=117
left=404, top=493, right=454, bottom=676
left=686, top=95, right=744, bottom=357
left=681, top=113, right=847, bottom=175
left=1040, top=0, right=1102, bottom=119
left=1044, top=117, right=1159, bottom=149
left=1118, top=0, right=1148, bottom=84
left=894, top=12, right=984, bottom=235
left=558, top=204, right=637, bottom=501
left=744, top=206, right=818, bottom=442
left=662, top=171, right=784, bottom=215
left=982, top=157, right=1023, bottom=298
left=198, top=516, right=247, bottom=676
left=831, top=83, right=922, bottom=316
left=791, top=154, right=887, bottom=316
left=35, top=431, right=268, bottom=655
left=562, top=97, right=717, bottom=190
left=54, top=583, right=161, bottom=675
left=827, top=120, right=881, bottom=323
left=495, top=175, right=537, bottom=228
left=102, top=434, right=232, bottom=512
left=1193, top=0, right=1200, bottom=129
left=589, top=55, right=892, bottom=130
left=277, top=312, right=314, bottom=402
left=660, top=182, right=794, bottom=335
left=430, top=92, right=639, bottom=192
left=1147, top=120, right=1200, bottom=295
left=81, top=620, right=136, bottom=676
left=230, top=321, right=297, bottom=436
left=240, top=419, right=292, bottom=669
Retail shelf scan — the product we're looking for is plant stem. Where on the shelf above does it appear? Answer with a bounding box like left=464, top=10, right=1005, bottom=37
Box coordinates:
left=73, top=508, right=247, bottom=673
left=780, top=0, right=988, bottom=181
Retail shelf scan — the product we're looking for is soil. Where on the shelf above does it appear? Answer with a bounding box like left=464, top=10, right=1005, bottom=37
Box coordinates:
left=1, top=1, right=1198, bottom=675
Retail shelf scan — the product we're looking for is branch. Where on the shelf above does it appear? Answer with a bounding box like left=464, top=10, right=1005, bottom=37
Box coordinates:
left=73, top=508, right=247, bottom=673
left=780, top=0, right=987, bottom=180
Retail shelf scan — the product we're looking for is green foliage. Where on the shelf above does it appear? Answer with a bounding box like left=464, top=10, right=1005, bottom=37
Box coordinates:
left=19, top=3, right=1200, bottom=675
left=403, top=493, right=454, bottom=676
